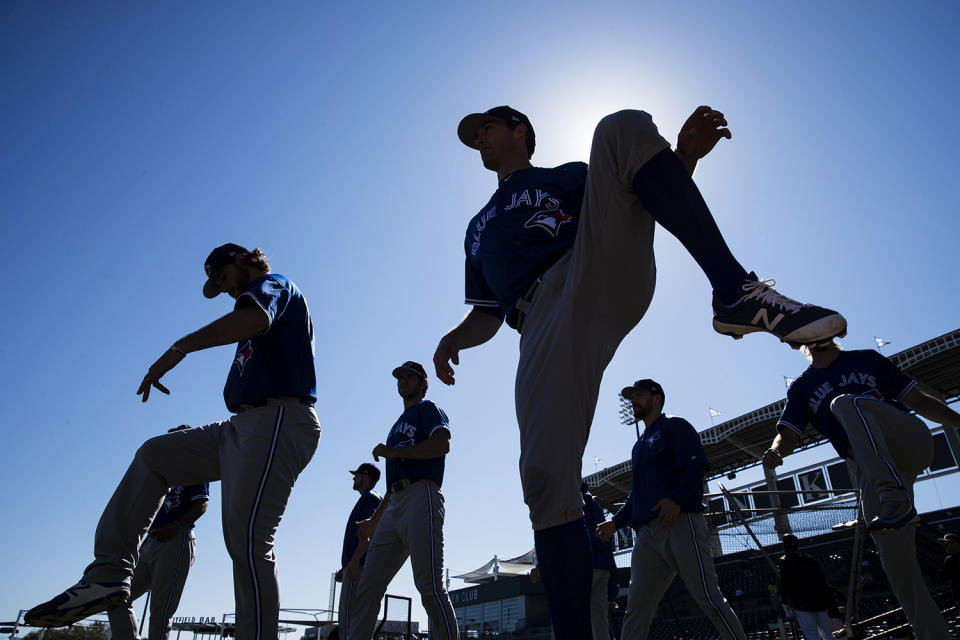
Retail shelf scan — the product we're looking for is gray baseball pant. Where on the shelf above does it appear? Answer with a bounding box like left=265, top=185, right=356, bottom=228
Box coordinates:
left=620, top=513, right=746, bottom=640
left=107, top=531, right=196, bottom=640
left=83, top=399, right=321, bottom=640
left=344, top=480, right=458, bottom=640
left=792, top=609, right=832, bottom=640
left=337, top=574, right=356, bottom=633
left=516, top=110, right=668, bottom=530
left=831, top=394, right=950, bottom=639
left=590, top=569, right=611, bottom=640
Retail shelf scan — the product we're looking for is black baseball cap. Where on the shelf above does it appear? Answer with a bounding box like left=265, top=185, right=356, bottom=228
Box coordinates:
left=621, top=379, right=665, bottom=401
left=940, top=532, right=960, bottom=544
left=392, top=361, right=427, bottom=380
left=457, top=106, right=536, bottom=157
left=202, top=243, right=249, bottom=298
left=350, top=462, right=381, bottom=485
left=782, top=533, right=800, bottom=550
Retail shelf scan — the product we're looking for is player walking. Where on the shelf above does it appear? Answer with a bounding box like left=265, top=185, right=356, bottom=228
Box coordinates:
left=344, top=362, right=458, bottom=640
left=107, top=468, right=209, bottom=640
left=597, top=379, right=746, bottom=639
left=433, top=104, right=845, bottom=637
left=582, top=483, right=616, bottom=640
left=26, top=244, right=321, bottom=640
left=776, top=534, right=836, bottom=640
left=763, top=340, right=960, bottom=639
left=336, top=463, right=382, bottom=634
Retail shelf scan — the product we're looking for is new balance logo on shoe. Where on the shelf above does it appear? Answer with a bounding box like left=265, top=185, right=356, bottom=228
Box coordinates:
left=750, top=309, right=784, bottom=331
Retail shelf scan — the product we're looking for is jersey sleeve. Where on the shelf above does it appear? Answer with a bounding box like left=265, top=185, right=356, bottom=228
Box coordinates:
left=777, top=389, right=808, bottom=436
left=672, top=419, right=709, bottom=469
left=868, top=350, right=916, bottom=401
left=464, top=253, right=504, bottom=320
left=184, top=483, right=210, bottom=502
left=237, top=275, right=291, bottom=332
left=420, top=401, right=451, bottom=439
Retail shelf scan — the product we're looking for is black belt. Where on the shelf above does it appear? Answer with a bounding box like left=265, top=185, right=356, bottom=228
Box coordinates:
left=390, top=478, right=414, bottom=493
left=236, top=396, right=314, bottom=413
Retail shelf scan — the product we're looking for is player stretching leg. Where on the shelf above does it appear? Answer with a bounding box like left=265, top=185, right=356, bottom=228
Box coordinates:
left=597, top=380, right=746, bottom=639
left=344, top=362, right=458, bottom=640
left=26, top=244, right=322, bottom=640
left=765, top=341, right=960, bottom=639
left=107, top=447, right=209, bottom=640
left=433, top=105, right=844, bottom=638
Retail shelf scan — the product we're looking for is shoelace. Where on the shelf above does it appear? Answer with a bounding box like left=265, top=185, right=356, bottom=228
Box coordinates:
left=740, top=279, right=808, bottom=314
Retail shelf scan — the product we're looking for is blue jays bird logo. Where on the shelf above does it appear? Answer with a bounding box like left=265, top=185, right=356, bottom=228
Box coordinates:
left=524, top=209, right=572, bottom=237
left=235, top=340, right=254, bottom=376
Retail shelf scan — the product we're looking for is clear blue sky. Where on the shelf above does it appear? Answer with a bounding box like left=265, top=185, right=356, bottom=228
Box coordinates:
left=2, top=0, right=959, bottom=630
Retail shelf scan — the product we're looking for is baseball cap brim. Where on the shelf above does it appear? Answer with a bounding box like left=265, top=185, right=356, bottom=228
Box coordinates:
left=392, top=364, right=425, bottom=379
left=621, top=386, right=639, bottom=399
left=458, top=113, right=504, bottom=150
left=202, top=279, right=221, bottom=299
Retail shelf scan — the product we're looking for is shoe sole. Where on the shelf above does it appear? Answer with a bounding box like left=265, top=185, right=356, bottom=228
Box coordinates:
left=24, top=592, right=128, bottom=628
left=713, top=315, right=847, bottom=349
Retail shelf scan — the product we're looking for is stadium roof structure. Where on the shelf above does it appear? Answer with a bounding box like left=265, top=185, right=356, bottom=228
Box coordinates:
left=453, top=549, right=536, bottom=583
left=584, top=328, right=960, bottom=512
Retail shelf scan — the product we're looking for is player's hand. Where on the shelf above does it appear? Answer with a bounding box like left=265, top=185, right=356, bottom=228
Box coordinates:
left=372, top=443, right=392, bottom=462
left=137, top=348, right=184, bottom=402
left=596, top=520, right=617, bottom=542
left=335, top=568, right=343, bottom=583
left=151, top=522, right=181, bottom=543
left=433, top=335, right=460, bottom=386
left=762, top=448, right=783, bottom=469
left=345, top=558, right=361, bottom=581
left=676, top=106, right=731, bottom=161
left=355, top=518, right=377, bottom=543
left=652, top=498, right=681, bottom=529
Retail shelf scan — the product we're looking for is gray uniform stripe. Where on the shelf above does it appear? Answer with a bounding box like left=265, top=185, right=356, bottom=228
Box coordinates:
left=852, top=396, right=906, bottom=492
left=159, top=532, right=189, bottom=634
left=247, top=405, right=285, bottom=640
left=425, top=483, right=454, bottom=640
left=687, top=514, right=738, bottom=639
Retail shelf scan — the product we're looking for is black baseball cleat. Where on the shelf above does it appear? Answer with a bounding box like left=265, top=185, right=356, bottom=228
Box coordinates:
left=24, top=580, right=130, bottom=628
left=712, top=274, right=847, bottom=348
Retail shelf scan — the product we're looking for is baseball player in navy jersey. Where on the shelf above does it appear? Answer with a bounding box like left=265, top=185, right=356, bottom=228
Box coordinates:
left=344, top=361, right=458, bottom=640
left=764, top=341, right=960, bottom=639
left=107, top=476, right=210, bottom=640
left=336, top=463, right=382, bottom=634
left=433, top=104, right=845, bottom=637
left=581, top=483, right=615, bottom=640
left=26, top=244, right=321, bottom=640
left=597, top=379, right=746, bottom=639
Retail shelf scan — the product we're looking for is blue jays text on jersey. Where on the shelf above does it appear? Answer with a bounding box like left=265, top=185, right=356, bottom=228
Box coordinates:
left=613, top=414, right=710, bottom=528
left=464, top=162, right=588, bottom=328
left=150, top=484, right=210, bottom=531
left=778, top=349, right=916, bottom=458
left=384, top=400, right=451, bottom=488
left=223, top=273, right=317, bottom=413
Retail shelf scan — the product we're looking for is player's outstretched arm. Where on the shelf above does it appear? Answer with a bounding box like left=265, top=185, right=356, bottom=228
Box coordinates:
left=674, top=105, right=731, bottom=176
left=902, top=387, right=960, bottom=430
left=433, top=308, right=503, bottom=385
left=137, top=306, right=269, bottom=402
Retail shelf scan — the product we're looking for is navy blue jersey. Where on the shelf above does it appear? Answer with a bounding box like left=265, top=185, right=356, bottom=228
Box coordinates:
left=385, top=400, right=451, bottom=488
left=341, top=490, right=382, bottom=568
left=582, top=490, right=614, bottom=571
left=778, top=350, right=916, bottom=458
left=151, top=484, right=210, bottom=531
left=613, top=415, right=709, bottom=528
left=223, top=273, right=317, bottom=413
left=464, top=163, right=587, bottom=327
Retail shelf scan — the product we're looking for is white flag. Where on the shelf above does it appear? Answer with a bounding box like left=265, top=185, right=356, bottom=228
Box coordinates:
left=875, top=336, right=891, bottom=348
left=784, top=376, right=795, bottom=389
left=709, top=407, right=722, bottom=417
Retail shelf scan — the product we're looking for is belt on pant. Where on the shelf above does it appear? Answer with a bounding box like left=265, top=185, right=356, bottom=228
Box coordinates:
left=507, top=277, right=543, bottom=334
left=390, top=478, right=416, bottom=493
left=235, top=396, right=314, bottom=413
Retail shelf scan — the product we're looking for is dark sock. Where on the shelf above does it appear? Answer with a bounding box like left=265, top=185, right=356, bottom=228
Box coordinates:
left=534, top=519, right=593, bottom=640
left=631, top=148, right=748, bottom=303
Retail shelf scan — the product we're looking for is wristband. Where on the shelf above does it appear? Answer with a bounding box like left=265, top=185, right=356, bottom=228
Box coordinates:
left=170, top=346, right=187, bottom=358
